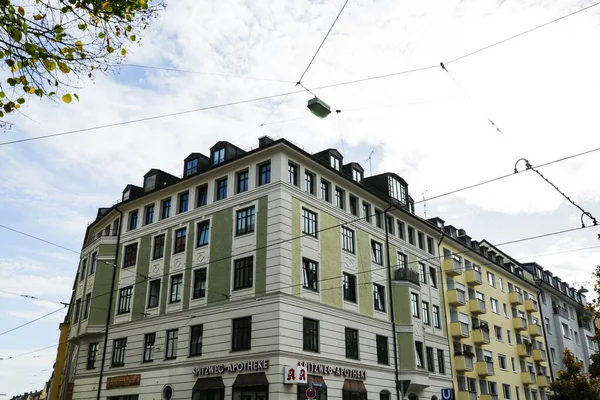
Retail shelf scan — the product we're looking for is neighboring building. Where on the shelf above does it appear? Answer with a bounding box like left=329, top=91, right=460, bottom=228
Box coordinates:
left=47, top=320, right=70, bottom=400
left=436, top=224, right=551, bottom=400
left=62, top=137, right=453, bottom=400
left=521, top=262, right=595, bottom=377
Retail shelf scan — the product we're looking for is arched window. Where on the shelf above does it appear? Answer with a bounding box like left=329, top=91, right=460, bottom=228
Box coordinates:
left=380, top=391, right=391, bottom=400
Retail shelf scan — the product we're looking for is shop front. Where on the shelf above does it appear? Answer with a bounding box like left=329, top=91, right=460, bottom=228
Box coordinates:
left=192, top=359, right=270, bottom=400
left=290, top=361, right=369, bottom=400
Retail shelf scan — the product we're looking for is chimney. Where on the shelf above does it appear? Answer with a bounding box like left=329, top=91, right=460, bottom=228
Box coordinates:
left=258, top=135, right=274, bottom=148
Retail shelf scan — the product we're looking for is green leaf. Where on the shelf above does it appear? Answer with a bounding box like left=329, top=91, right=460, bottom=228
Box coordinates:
left=61, top=93, right=72, bottom=104
left=11, top=29, right=22, bottom=43
left=77, top=23, right=87, bottom=31
left=57, top=61, right=70, bottom=73
left=48, top=92, right=56, bottom=96
left=73, top=93, right=79, bottom=101
left=17, top=98, right=25, bottom=104
left=4, top=104, right=11, bottom=113
left=107, top=46, right=114, bottom=54
left=24, top=42, right=36, bottom=54
left=43, top=59, right=56, bottom=71
left=98, top=32, right=105, bottom=39
left=0, top=92, right=5, bottom=99
left=129, top=34, right=136, bottom=42
left=120, top=48, right=126, bottom=56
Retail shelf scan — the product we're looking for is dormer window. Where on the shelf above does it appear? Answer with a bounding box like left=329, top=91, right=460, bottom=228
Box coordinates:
left=122, top=189, right=130, bottom=201
left=353, top=168, right=363, bottom=182
left=213, top=148, right=225, bottom=165
left=388, top=176, right=407, bottom=204
left=330, top=154, right=341, bottom=171
left=144, top=174, right=156, bottom=192
left=185, top=158, right=198, bottom=176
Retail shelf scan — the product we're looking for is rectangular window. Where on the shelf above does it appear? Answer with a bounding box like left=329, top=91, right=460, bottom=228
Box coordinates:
left=161, top=198, right=171, bottom=219
left=112, top=338, right=126, bottom=367
left=487, top=272, right=496, bottom=287
left=499, top=277, right=505, bottom=291
left=408, top=226, right=415, bottom=245
left=345, top=327, right=359, bottom=359
left=258, top=162, right=271, bottom=186
left=305, top=171, right=315, bottom=194
left=415, top=341, right=424, bottom=368
left=331, top=155, right=341, bottom=170
left=213, top=147, right=225, bottom=165
left=288, top=163, right=298, bottom=186
left=73, top=298, right=81, bottom=323
left=494, top=325, right=503, bottom=341
left=236, top=206, right=256, bottom=235
left=376, top=335, right=389, bottom=365
left=165, top=329, right=178, bottom=360
left=397, top=221, right=405, bottom=240
left=349, top=195, right=358, bottom=216
left=507, top=330, right=512, bottom=344
left=302, top=259, right=318, bottom=291
left=362, top=202, right=371, bottom=222
left=83, top=293, right=91, bottom=319
left=232, top=316, right=252, bottom=351
left=551, top=348, right=557, bottom=363
left=418, top=232, right=425, bottom=250
left=237, top=170, right=249, bottom=193
left=371, top=240, right=383, bottom=265
left=499, top=354, right=507, bottom=370
left=303, top=318, right=319, bottom=352
left=491, top=298, right=499, bottom=314
left=545, top=318, right=552, bottom=334
left=128, top=210, right=138, bottom=230
left=353, top=168, right=362, bottom=182
left=375, top=209, right=382, bottom=228
left=503, top=303, right=508, bottom=317
left=422, top=301, right=430, bottom=325
left=152, top=235, right=165, bottom=260
left=341, top=227, right=355, bottom=253
left=123, top=243, right=137, bottom=267
left=216, top=177, right=228, bottom=200
left=411, top=293, right=420, bottom=318
left=302, top=208, right=318, bottom=237
left=321, top=180, right=330, bottom=202
left=190, top=325, right=204, bottom=357
left=87, top=343, right=98, bottom=369
left=178, top=192, right=189, bottom=213
left=335, top=187, right=345, bottom=209
left=429, top=266, right=437, bottom=288
left=117, top=286, right=133, bottom=314
left=398, top=252, right=408, bottom=269
left=433, top=305, right=441, bottom=328
left=502, top=384, right=511, bottom=400
left=511, top=357, right=516, bottom=372
left=343, top=273, right=357, bottom=303
left=233, top=257, right=253, bottom=290
left=185, top=158, right=198, bottom=176
left=196, top=185, right=208, bottom=207
left=148, top=280, right=160, bottom=308
left=374, top=284, right=386, bottom=312
left=174, top=228, right=187, bottom=253
left=427, top=237, right=435, bottom=255
left=143, top=333, right=155, bottom=362
left=197, top=221, right=210, bottom=247
left=144, top=204, right=154, bottom=225
left=193, top=268, right=207, bottom=299
left=90, top=253, right=97, bottom=275
left=426, top=347, right=435, bottom=372
left=437, top=349, right=445, bottom=373
left=419, top=262, right=427, bottom=284
left=170, top=274, right=183, bottom=303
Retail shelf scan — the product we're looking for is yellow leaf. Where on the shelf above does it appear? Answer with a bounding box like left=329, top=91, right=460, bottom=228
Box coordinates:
left=62, top=93, right=72, bottom=104
left=140, top=0, right=146, bottom=4
left=15, top=103, right=20, bottom=109
left=28, top=87, right=34, bottom=94
left=18, top=6, right=24, bottom=16
left=75, top=40, right=83, bottom=51
left=102, top=1, right=110, bottom=9
left=57, top=62, right=70, bottom=73
left=33, top=14, right=44, bottom=20
left=11, top=65, right=17, bottom=72
left=120, top=48, right=126, bottom=56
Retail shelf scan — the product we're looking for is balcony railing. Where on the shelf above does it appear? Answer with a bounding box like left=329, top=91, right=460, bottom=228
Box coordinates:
left=469, top=298, right=487, bottom=315
left=448, top=289, right=466, bottom=306
left=454, top=354, right=475, bottom=372
left=450, top=321, right=470, bottom=338
left=443, top=256, right=463, bottom=276
left=509, top=291, right=524, bottom=305
left=513, top=317, right=528, bottom=331
left=457, top=392, right=478, bottom=400
left=521, top=371, right=536, bottom=385
left=553, top=305, right=570, bottom=319
left=394, top=267, right=420, bottom=285
left=533, top=349, right=547, bottom=362
left=480, top=395, right=499, bottom=400
left=83, top=229, right=118, bottom=248
left=536, top=374, right=551, bottom=388
left=525, top=299, right=538, bottom=313
left=476, top=360, right=495, bottom=376
left=473, top=328, right=490, bottom=345
left=529, top=324, right=542, bottom=337
left=465, top=269, right=483, bottom=286
left=517, top=343, right=533, bottom=357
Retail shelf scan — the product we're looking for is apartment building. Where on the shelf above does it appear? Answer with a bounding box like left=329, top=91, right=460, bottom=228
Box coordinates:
left=60, top=137, right=453, bottom=400
left=521, top=262, right=595, bottom=377
left=435, top=224, right=551, bottom=400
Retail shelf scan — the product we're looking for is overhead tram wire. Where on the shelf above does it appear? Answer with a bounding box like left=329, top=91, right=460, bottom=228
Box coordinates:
left=0, top=290, right=69, bottom=307
left=2, top=222, right=598, bottom=359
left=0, top=306, right=67, bottom=337
left=2, top=2, right=599, bottom=147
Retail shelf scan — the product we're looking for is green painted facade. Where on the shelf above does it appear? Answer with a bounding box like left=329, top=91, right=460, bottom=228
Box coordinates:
left=291, top=198, right=301, bottom=296
left=159, top=230, right=173, bottom=314
left=208, top=207, right=233, bottom=304
left=356, top=228, right=373, bottom=316
left=255, top=197, right=268, bottom=297
left=397, top=332, right=416, bottom=370
left=88, top=247, right=115, bottom=326
left=98, top=244, right=117, bottom=257
left=320, top=211, right=342, bottom=308
left=131, top=234, right=152, bottom=321
left=182, top=222, right=195, bottom=309
left=392, top=284, right=413, bottom=324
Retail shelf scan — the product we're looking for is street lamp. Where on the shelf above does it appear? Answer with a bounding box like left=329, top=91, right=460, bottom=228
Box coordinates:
left=307, top=97, right=331, bottom=119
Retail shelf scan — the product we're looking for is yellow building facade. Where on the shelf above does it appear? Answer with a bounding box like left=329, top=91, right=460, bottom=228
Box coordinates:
left=438, top=224, right=550, bottom=400
left=49, top=322, right=70, bottom=400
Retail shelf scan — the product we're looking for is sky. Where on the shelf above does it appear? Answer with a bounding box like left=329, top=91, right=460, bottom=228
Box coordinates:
left=1, top=0, right=599, bottom=395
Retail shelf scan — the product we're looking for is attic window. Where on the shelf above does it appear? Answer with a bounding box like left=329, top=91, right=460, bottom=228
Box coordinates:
left=123, top=189, right=130, bottom=201
left=144, top=174, right=156, bottom=192
left=330, top=154, right=341, bottom=171
left=388, top=176, right=407, bottom=204
left=213, top=148, right=225, bottom=166
left=185, top=158, right=198, bottom=176
left=353, top=168, right=363, bottom=182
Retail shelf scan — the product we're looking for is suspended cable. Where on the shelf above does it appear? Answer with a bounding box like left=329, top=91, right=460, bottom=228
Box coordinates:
left=0, top=306, right=66, bottom=337
left=0, top=290, right=69, bottom=307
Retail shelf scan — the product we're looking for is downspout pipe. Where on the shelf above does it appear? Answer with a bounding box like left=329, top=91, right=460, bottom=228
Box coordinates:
left=535, top=284, right=555, bottom=382
left=383, top=206, right=402, bottom=400
left=97, top=207, right=123, bottom=400
left=437, top=233, right=456, bottom=395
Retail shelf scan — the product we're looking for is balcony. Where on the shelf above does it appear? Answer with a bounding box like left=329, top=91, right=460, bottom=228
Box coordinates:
left=465, top=269, right=483, bottom=286
left=536, top=374, right=550, bottom=388
left=83, top=229, right=118, bottom=249
left=513, top=317, right=528, bottom=331
left=394, top=267, right=420, bottom=285
left=525, top=299, right=538, bottom=313
left=450, top=321, right=470, bottom=338
left=454, top=355, right=475, bottom=372
left=457, top=392, right=478, bottom=400
left=476, top=360, right=495, bottom=376
left=443, top=256, right=463, bottom=276
left=448, top=289, right=466, bottom=307
left=533, top=349, right=547, bottom=362
left=553, top=305, right=570, bottom=319
left=517, top=343, right=533, bottom=358
left=578, top=317, right=592, bottom=331
left=521, top=371, right=536, bottom=385
left=509, top=291, right=524, bottom=305
left=473, top=328, right=491, bottom=345
left=480, top=395, right=499, bottom=400
left=529, top=324, right=542, bottom=337
left=468, top=299, right=487, bottom=315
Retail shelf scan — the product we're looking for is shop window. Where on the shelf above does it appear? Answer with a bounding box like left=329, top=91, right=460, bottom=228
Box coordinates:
left=342, top=379, right=367, bottom=400
left=298, top=376, right=327, bottom=400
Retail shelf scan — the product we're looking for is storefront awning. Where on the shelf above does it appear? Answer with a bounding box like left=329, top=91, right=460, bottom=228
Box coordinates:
left=232, top=372, right=269, bottom=389
left=343, top=379, right=367, bottom=393
left=192, top=377, right=225, bottom=391
left=307, top=375, right=327, bottom=389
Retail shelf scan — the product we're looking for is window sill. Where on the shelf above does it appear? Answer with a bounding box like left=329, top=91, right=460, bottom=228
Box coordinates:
left=188, top=353, right=203, bottom=358
left=111, top=364, right=125, bottom=368
left=123, top=265, right=136, bottom=268
left=169, top=300, right=182, bottom=304
left=343, top=298, right=357, bottom=304
left=152, top=256, right=164, bottom=261
left=235, top=231, right=255, bottom=237
left=165, top=357, right=177, bottom=361
left=196, top=243, right=209, bottom=249
left=233, top=286, right=253, bottom=291
left=231, top=348, right=252, bottom=353
left=142, top=360, right=154, bottom=364
left=147, top=305, right=158, bottom=309
left=192, top=296, right=206, bottom=301
left=173, top=250, right=186, bottom=255
left=116, top=311, right=130, bottom=315
left=301, top=232, right=318, bottom=239
left=302, top=287, right=319, bottom=293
